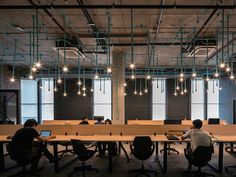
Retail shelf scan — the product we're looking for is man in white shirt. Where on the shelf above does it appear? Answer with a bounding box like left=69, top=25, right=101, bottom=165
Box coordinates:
left=181, top=119, right=213, bottom=169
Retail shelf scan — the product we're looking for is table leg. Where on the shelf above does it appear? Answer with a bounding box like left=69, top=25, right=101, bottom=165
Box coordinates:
left=0, top=142, right=5, bottom=171
left=108, top=142, right=113, bottom=172
left=156, top=142, right=159, bottom=155
left=119, top=142, right=130, bottom=162
left=163, top=142, right=167, bottom=173
left=218, top=142, right=223, bottom=173
left=53, top=143, right=59, bottom=172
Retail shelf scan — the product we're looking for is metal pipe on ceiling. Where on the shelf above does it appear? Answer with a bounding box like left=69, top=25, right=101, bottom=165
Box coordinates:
left=0, top=4, right=235, bottom=9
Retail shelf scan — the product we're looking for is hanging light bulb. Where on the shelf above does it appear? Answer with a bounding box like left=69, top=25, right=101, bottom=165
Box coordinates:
left=205, top=77, right=210, bottom=82
left=230, top=75, right=235, bottom=80
left=32, top=66, right=37, bottom=72
left=219, top=87, right=222, bottom=91
left=77, top=91, right=81, bottom=95
left=134, top=90, right=137, bottom=95
left=184, top=89, right=187, bottom=93
left=77, top=80, right=82, bottom=85
left=91, top=88, right=94, bottom=92
left=63, top=92, right=67, bottom=97
left=35, top=61, right=41, bottom=68
left=225, top=67, right=231, bottom=72
left=214, top=72, right=219, bottom=78
left=144, top=89, right=148, bottom=93
left=94, top=73, right=99, bottom=79
left=174, top=92, right=177, bottom=96
left=107, top=67, right=112, bottom=73
left=83, top=92, right=86, bottom=97
left=10, top=77, right=15, bottom=82
left=176, top=86, right=180, bottom=90
left=57, top=78, right=62, bottom=84
left=220, top=63, right=225, bottom=69
left=54, top=87, right=57, bottom=92
left=179, top=73, right=184, bottom=78
left=192, top=72, right=197, bottom=77
left=131, top=75, right=135, bottom=79
left=62, top=66, right=68, bottom=72
left=139, top=92, right=143, bottom=96
left=181, top=91, right=184, bottom=95
left=124, top=93, right=127, bottom=96
left=28, top=74, right=33, bottom=80
left=124, top=83, right=127, bottom=87
left=146, top=75, right=151, bottom=80
left=130, top=63, right=135, bottom=69
left=82, top=86, right=86, bottom=91
left=179, top=77, right=184, bottom=82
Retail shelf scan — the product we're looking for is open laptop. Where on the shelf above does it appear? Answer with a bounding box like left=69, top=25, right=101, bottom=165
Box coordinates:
left=40, top=130, right=52, bottom=137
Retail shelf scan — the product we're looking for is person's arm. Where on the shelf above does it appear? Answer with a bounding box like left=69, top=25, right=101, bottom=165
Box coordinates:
left=181, top=130, right=191, bottom=140
left=36, top=135, right=56, bottom=142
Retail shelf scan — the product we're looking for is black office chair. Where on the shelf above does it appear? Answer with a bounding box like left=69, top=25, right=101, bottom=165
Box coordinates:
left=68, top=139, right=99, bottom=177
left=128, top=136, right=157, bottom=177
left=225, top=146, right=236, bottom=172
left=8, top=142, right=39, bottom=177
left=58, top=142, right=74, bottom=158
left=184, top=146, right=215, bottom=177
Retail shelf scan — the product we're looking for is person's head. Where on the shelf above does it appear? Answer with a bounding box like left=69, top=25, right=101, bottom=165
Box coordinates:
left=105, top=119, right=112, bottom=124
left=82, top=116, right=88, bottom=121
left=192, top=119, right=203, bottom=129
left=24, top=119, right=38, bottom=128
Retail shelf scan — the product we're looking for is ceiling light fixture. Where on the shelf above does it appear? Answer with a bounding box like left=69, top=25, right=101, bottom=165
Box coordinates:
left=77, top=91, right=81, bottom=95
left=94, top=74, right=99, bottom=79
left=206, top=77, right=210, bottom=82
left=57, top=78, right=62, bottom=84
left=62, top=66, right=68, bottom=73
left=192, top=72, right=197, bottom=77
left=131, top=75, right=135, bottom=79
left=144, top=89, right=148, bottom=93
left=124, top=83, right=127, bottom=87
left=107, top=67, right=112, bottom=73
left=179, top=73, right=184, bottom=78
left=134, top=91, right=137, bottom=95
left=214, top=72, right=219, bottom=78
left=230, top=75, right=235, bottom=80
left=225, top=67, right=231, bottom=72
left=28, top=74, right=33, bottom=80
left=219, top=63, right=225, bottom=69
left=35, top=61, right=41, bottom=68
left=179, top=77, right=184, bottom=82
left=63, top=92, right=67, bottom=97
left=10, top=77, right=15, bottom=82
left=124, top=93, right=127, bottom=96
left=83, top=92, right=86, bottom=97
left=77, top=80, right=82, bottom=85
left=130, top=63, right=135, bottom=69
left=146, top=75, right=151, bottom=80
left=32, top=66, right=37, bottom=72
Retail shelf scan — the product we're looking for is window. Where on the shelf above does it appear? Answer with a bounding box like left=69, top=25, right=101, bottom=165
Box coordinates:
left=93, top=78, right=112, bottom=120
left=41, top=78, right=54, bottom=120
left=207, top=79, right=219, bottom=118
left=21, top=80, right=38, bottom=124
left=191, top=79, right=204, bottom=120
left=152, top=79, right=166, bottom=120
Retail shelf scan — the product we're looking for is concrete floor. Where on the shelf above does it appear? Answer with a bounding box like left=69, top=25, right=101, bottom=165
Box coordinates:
left=1, top=144, right=236, bottom=177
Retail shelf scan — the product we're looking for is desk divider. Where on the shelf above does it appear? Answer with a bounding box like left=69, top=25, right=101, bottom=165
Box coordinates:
left=43, top=120, right=97, bottom=125
left=0, top=125, right=235, bottom=136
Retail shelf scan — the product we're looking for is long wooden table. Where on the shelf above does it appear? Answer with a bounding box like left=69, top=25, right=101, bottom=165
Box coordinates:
left=0, top=134, right=236, bottom=174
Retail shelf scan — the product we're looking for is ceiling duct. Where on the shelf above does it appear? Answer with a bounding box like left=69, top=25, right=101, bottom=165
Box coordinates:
left=53, top=39, right=85, bottom=59
left=188, top=38, right=216, bottom=57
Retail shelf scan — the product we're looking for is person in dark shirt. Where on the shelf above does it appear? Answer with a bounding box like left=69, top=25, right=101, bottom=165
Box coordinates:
left=79, top=116, right=89, bottom=125
left=12, top=119, right=56, bottom=170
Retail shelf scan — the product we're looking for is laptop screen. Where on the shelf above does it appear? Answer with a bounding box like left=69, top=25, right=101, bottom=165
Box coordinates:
left=40, top=130, right=51, bottom=137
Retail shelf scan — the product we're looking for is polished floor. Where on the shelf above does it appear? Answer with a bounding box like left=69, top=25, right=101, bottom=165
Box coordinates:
left=1, top=143, right=236, bottom=177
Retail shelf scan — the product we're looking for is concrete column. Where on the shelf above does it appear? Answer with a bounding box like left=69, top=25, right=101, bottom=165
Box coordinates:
left=112, top=49, right=125, bottom=124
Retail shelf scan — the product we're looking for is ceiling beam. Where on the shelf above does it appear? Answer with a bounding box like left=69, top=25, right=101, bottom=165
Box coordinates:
left=0, top=4, right=235, bottom=10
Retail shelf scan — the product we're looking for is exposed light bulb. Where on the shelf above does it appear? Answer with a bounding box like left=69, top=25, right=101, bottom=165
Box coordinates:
left=77, top=91, right=81, bottom=95
left=206, top=77, right=210, bottom=82
left=225, top=67, right=231, bottom=72
left=32, top=66, right=37, bottom=72
left=124, top=93, right=127, bottom=96
left=28, top=74, right=33, bottom=80
left=54, top=88, right=57, bottom=92
left=192, top=72, right=197, bottom=77
left=63, top=92, right=67, bottom=97
left=219, top=87, right=222, bottom=91
left=82, top=87, right=86, bottom=91
left=144, top=89, right=148, bottom=93
left=35, top=61, right=41, bottom=68
left=107, top=67, right=112, bottom=73
left=131, top=75, right=135, bottom=79
left=184, top=89, right=187, bottom=93
left=139, top=92, right=143, bottom=96
left=179, top=73, right=184, bottom=78
left=62, top=66, right=68, bottom=72
left=77, top=80, right=82, bottom=85
left=134, top=91, right=137, bottom=95
left=57, top=78, right=62, bottom=84
left=83, top=92, right=86, bottom=97
left=146, top=75, right=151, bottom=80
left=10, top=77, right=15, bottom=82
left=230, top=75, right=235, bottom=80
left=91, top=88, right=94, bottom=92
left=181, top=91, right=184, bottom=95
left=124, top=83, right=127, bottom=87
left=220, top=63, right=225, bottom=68
left=176, top=86, right=180, bottom=90
left=174, top=92, right=177, bottom=96
left=94, top=74, right=99, bottom=79
left=179, top=77, right=184, bottom=82
left=130, top=63, right=135, bottom=69
left=214, top=72, right=219, bottom=78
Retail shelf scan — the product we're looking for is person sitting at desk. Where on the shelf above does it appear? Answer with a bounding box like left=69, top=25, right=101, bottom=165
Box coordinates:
left=12, top=119, right=56, bottom=171
left=181, top=119, right=213, bottom=167
left=79, top=116, right=89, bottom=125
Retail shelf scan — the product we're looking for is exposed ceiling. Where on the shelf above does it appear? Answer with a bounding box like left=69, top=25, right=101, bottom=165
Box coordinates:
left=0, top=0, right=236, bottom=76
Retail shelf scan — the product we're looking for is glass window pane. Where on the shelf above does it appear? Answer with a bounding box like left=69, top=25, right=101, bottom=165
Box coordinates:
left=42, top=104, right=54, bottom=120
left=21, top=105, right=37, bottom=123
left=207, top=79, right=219, bottom=118
left=42, top=79, right=54, bottom=104
left=94, top=105, right=111, bottom=120
left=207, top=104, right=219, bottom=118
left=152, top=79, right=166, bottom=120
left=21, top=80, right=37, bottom=103
left=191, top=104, right=204, bottom=120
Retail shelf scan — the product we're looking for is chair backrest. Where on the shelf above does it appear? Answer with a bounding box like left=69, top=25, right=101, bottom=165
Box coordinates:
left=8, top=142, right=30, bottom=165
left=192, top=146, right=213, bottom=167
left=132, top=136, right=154, bottom=160
left=71, top=139, right=88, bottom=155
